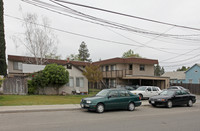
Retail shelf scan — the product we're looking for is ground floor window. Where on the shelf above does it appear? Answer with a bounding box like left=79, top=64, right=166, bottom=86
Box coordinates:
left=76, top=77, right=84, bottom=87
left=66, top=77, right=74, bottom=87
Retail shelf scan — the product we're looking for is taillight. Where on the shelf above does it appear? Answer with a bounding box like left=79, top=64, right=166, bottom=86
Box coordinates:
left=139, top=96, right=141, bottom=100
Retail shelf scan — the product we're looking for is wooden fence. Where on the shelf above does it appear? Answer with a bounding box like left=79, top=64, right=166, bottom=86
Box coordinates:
left=3, top=77, right=28, bottom=95
left=171, top=83, right=200, bottom=95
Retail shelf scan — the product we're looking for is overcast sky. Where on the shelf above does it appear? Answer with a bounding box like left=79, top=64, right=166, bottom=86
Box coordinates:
left=4, top=0, right=200, bottom=71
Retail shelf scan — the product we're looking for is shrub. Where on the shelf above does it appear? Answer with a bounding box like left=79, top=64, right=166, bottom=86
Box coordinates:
left=27, top=80, right=37, bottom=95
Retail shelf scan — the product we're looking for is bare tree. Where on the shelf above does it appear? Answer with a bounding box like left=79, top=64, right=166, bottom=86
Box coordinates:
left=14, top=13, right=58, bottom=65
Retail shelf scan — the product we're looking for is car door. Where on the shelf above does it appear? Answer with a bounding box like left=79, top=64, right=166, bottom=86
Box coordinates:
left=105, top=90, right=120, bottom=109
left=144, top=87, right=152, bottom=98
left=181, top=90, right=190, bottom=104
left=173, top=90, right=183, bottom=105
left=152, top=87, right=159, bottom=96
left=118, top=90, right=130, bottom=109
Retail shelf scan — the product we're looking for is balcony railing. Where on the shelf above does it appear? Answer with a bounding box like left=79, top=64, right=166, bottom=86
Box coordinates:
left=102, top=70, right=132, bottom=78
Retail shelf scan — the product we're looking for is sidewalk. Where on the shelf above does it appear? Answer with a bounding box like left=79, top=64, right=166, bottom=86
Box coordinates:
left=0, top=101, right=150, bottom=113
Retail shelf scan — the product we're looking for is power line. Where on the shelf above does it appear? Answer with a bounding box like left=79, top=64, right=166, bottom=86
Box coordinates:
left=52, top=0, right=200, bottom=31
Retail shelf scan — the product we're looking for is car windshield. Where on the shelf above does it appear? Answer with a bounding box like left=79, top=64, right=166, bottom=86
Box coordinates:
left=136, top=86, right=147, bottom=91
left=160, top=90, right=175, bottom=96
left=96, top=90, right=109, bottom=97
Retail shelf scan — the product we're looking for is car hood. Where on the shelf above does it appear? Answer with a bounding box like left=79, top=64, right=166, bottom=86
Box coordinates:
left=83, top=96, right=104, bottom=101
left=150, top=95, right=171, bottom=100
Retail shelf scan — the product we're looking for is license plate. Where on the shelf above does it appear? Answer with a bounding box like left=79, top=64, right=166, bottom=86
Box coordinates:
left=151, top=101, right=155, bottom=104
left=85, top=104, right=89, bottom=107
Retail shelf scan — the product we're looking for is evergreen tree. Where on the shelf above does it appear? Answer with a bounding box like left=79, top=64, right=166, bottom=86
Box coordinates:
left=122, top=49, right=141, bottom=58
left=78, top=41, right=91, bottom=62
left=0, top=0, right=7, bottom=76
left=154, top=64, right=165, bottom=76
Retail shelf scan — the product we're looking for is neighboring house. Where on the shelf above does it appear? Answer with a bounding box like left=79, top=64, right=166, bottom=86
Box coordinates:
left=162, top=71, right=185, bottom=84
left=93, top=57, right=169, bottom=89
left=184, top=64, right=200, bottom=84
left=7, top=55, right=89, bottom=95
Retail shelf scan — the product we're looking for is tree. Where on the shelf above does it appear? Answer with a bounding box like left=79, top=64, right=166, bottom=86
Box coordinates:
left=154, top=64, right=165, bottom=76
left=122, top=49, right=141, bottom=58
left=67, top=54, right=81, bottom=61
left=45, top=53, right=61, bottom=60
left=177, top=66, right=190, bottom=71
left=78, top=41, right=91, bottom=62
left=0, top=0, right=7, bottom=76
left=14, top=13, right=58, bottom=65
left=31, top=64, right=69, bottom=94
left=83, top=64, right=103, bottom=89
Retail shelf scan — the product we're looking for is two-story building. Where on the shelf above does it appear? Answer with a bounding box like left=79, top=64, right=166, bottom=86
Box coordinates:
left=93, top=57, right=169, bottom=89
left=7, top=55, right=89, bottom=94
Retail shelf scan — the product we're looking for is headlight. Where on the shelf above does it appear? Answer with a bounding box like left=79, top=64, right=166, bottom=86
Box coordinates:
left=86, top=100, right=91, bottom=104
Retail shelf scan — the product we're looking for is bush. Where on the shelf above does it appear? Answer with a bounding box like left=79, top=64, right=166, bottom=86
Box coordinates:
left=0, top=77, right=4, bottom=87
left=27, top=80, right=37, bottom=95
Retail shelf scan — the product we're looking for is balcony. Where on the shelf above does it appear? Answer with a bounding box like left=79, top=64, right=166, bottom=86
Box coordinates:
left=102, top=70, right=132, bottom=78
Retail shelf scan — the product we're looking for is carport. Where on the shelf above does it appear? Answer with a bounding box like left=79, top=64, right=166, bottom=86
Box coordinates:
left=122, top=76, right=170, bottom=89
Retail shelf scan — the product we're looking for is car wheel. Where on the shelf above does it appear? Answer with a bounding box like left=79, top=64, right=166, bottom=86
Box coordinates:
left=128, top=102, right=135, bottom=111
left=187, top=99, right=193, bottom=107
left=96, top=103, right=104, bottom=113
left=139, top=94, right=143, bottom=100
left=167, top=100, right=173, bottom=108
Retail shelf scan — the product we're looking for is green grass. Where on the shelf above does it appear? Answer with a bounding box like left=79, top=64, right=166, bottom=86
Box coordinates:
left=0, top=89, right=101, bottom=106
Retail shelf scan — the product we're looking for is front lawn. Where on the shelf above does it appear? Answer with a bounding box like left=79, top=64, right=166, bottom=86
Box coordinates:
left=0, top=89, right=101, bottom=106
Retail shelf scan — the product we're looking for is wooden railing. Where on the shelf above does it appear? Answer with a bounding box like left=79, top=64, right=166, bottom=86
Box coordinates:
left=102, top=70, right=132, bottom=78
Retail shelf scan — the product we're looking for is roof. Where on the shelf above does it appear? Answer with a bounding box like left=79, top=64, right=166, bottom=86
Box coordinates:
left=93, top=57, right=158, bottom=65
left=8, top=55, right=90, bottom=66
left=8, top=55, right=158, bottom=67
left=162, top=71, right=185, bottom=80
left=185, top=63, right=200, bottom=73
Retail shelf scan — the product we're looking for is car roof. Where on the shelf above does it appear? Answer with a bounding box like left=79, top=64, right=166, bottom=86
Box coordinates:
left=103, top=88, right=128, bottom=91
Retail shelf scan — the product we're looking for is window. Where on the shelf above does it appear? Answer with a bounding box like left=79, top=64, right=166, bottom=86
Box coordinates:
left=152, top=87, right=158, bottom=91
left=76, top=77, right=84, bottom=87
left=140, top=65, right=145, bottom=71
left=129, top=64, right=133, bottom=70
left=175, top=90, right=182, bottom=95
left=119, top=90, right=130, bottom=97
left=66, top=64, right=72, bottom=69
left=66, top=77, right=74, bottom=87
left=146, top=87, right=151, bottom=91
left=106, top=66, right=109, bottom=71
left=101, top=66, right=104, bottom=71
left=111, top=65, right=116, bottom=71
left=108, top=91, right=118, bottom=98
left=181, top=90, right=189, bottom=95
left=13, top=62, right=22, bottom=70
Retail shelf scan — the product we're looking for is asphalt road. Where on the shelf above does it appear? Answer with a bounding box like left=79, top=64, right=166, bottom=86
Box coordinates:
left=0, top=103, right=200, bottom=131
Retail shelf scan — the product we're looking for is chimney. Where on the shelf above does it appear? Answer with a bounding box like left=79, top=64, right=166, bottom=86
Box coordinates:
left=67, top=58, right=70, bottom=63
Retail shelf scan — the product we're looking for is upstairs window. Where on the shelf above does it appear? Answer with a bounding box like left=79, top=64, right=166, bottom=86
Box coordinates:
left=129, top=64, right=133, bottom=70
left=13, top=62, right=22, bottom=70
left=111, top=65, right=116, bottom=71
left=106, top=65, right=109, bottom=71
left=66, top=64, right=72, bottom=69
left=140, top=65, right=145, bottom=71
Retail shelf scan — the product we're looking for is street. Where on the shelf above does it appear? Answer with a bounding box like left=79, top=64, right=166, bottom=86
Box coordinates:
left=0, top=102, right=200, bottom=131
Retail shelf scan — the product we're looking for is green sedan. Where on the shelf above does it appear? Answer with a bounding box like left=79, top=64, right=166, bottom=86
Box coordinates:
left=80, top=89, right=142, bottom=113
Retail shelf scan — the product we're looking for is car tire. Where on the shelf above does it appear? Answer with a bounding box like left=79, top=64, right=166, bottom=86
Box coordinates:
left=187, top=99, right=193, bottom=107
left=128, top=102, right=135, bottom=111
left=96, top=103, right=104, bottom=113
left=167, top=100, right=173, bottom=108
left=139, top=94, right=143, bottom=100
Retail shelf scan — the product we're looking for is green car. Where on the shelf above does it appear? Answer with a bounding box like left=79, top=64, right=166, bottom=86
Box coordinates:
left=80, top=89, right=142, bottom=113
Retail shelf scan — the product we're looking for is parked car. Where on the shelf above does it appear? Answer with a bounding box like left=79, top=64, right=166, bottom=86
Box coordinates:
left=80, top=89, right=141, bottom=113
left=116, top=85, right=138, bottom=91
left=167, top=86, right=190, bottom=93
left=130, top=86, right=162, bottom=99
left=149, top=89, right=196, bottom=108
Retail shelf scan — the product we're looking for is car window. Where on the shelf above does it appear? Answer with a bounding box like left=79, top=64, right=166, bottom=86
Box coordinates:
left=152, top=87, right=157, bottom=91
left=108, top=91, right=119, bottom=98
left=119, top=90, right=130, bottom=97
left=169, top=86, right=178, bottom=89
left=175, top=90, right=182, bottom=95
left=146, top=87, right=151, bottom=91
left=181, top=90, right=189, bottom=95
